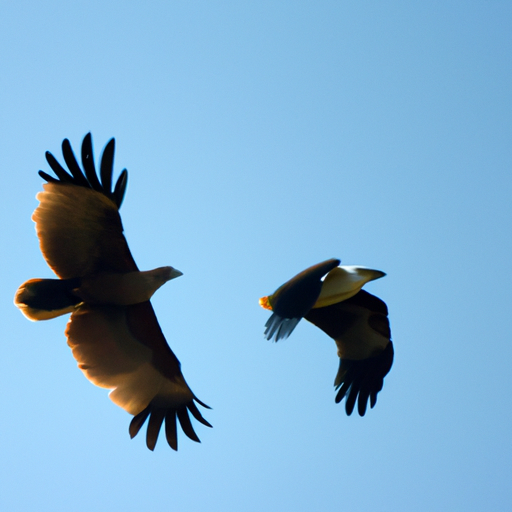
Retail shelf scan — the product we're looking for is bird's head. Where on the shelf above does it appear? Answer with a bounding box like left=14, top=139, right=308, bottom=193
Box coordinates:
left=140, top=266, right=183, bottom=300
left=313, top=266, right=386, bottom=308
left=151, top=266, right=183, bottom=284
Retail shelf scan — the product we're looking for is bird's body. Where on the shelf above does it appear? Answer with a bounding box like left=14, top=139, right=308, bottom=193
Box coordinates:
left=260, top=259, right=394, bottom=416
left=14, top=134, right=211, bottom=450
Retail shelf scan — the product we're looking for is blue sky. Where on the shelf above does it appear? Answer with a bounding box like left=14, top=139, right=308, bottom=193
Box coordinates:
left=1, top=1, right=511, bottom=511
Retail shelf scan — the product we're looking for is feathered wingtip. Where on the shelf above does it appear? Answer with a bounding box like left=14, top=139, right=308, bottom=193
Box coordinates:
left=334, top=342, right=394, bottom=416
left=263, top=313, right=301, bottom=342
left=38, top=133, right=128, bottom=208
left=129, top=399, right=212, bottom=451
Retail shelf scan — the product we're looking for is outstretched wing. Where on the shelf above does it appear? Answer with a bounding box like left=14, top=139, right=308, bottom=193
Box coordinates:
left=35, top=134, right=211, bottom=450
left=305, top=290, right=393, bottom=416
left=34, top=133, right=134, bottom=278
left=66, top=301, right=211, bottom=450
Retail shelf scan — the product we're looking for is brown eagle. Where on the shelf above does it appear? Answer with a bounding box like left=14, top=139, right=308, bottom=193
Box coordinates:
left=260, top=259, right=393, bottom=416
left=14, top=134, right=211, bottom=450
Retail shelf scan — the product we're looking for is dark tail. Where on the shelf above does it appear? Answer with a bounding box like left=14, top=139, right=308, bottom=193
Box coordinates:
left=14, top=277, right=82, bottom=321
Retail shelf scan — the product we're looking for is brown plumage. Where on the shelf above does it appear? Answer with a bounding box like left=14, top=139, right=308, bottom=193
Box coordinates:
left=14, top=134, right=211, bottom=450
left=260, top=260, right=393, bottom=415
left=305, top=289, right=393, bottom=416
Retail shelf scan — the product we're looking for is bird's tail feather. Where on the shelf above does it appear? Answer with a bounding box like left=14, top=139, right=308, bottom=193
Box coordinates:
left=14, top=277, right=82, bottom=321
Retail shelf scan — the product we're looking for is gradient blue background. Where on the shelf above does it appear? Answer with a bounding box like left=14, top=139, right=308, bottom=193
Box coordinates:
left=1, top=2, right=511, bottom=511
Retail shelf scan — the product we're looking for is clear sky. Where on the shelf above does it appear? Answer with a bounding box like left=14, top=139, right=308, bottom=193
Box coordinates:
left=1, top=1, right=511, bottom=511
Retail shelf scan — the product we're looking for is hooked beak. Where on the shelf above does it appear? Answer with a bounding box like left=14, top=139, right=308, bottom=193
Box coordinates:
left=169, top=267, right=183, bottom=280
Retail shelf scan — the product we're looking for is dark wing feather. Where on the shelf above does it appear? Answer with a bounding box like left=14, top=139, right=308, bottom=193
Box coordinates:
left=165, top=410, right=178, bottom=450
left=129, top=406, right=151, bottom=439
left=99, top=138, right=115, bottom=196
left=81, top=133, right=103, bottom=192
left=264, top=258, right=340, bottom=341
left=41, top=133, right=127, bottom=208
left=177, top=407, right=200, bottom=442
left=146, top=407, right=166, bottom=451
left=113, top=169, right=128, bottom=208
left=187, top=400, right=213, bottom=427
left=33, top=134, right=135, bottom=278
left=271, top=258, right=340, bottom=318
left=61, top=139, right=90, bottom=187
left=45, top=151, right=74, bottom=183
left=306, top=290, right=393, bottom=416
left=129, top=402, right=212, bottom=451
left=334, top=343, right=394, bottom=416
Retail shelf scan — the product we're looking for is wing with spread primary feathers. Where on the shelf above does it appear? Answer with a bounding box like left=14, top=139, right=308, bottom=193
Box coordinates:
left=66, top=302, right=211, bottom=450
left=35, top=134, right=134, bottom=278
left=23, top=134, right=211, bottom=450
left=305, top=290, right=394, bottom=416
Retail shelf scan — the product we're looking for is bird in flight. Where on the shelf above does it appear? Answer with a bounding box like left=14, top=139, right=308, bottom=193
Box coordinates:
left=14, top=134, right=211, bottom=450
left=260, top=258, right=393, bottom=416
